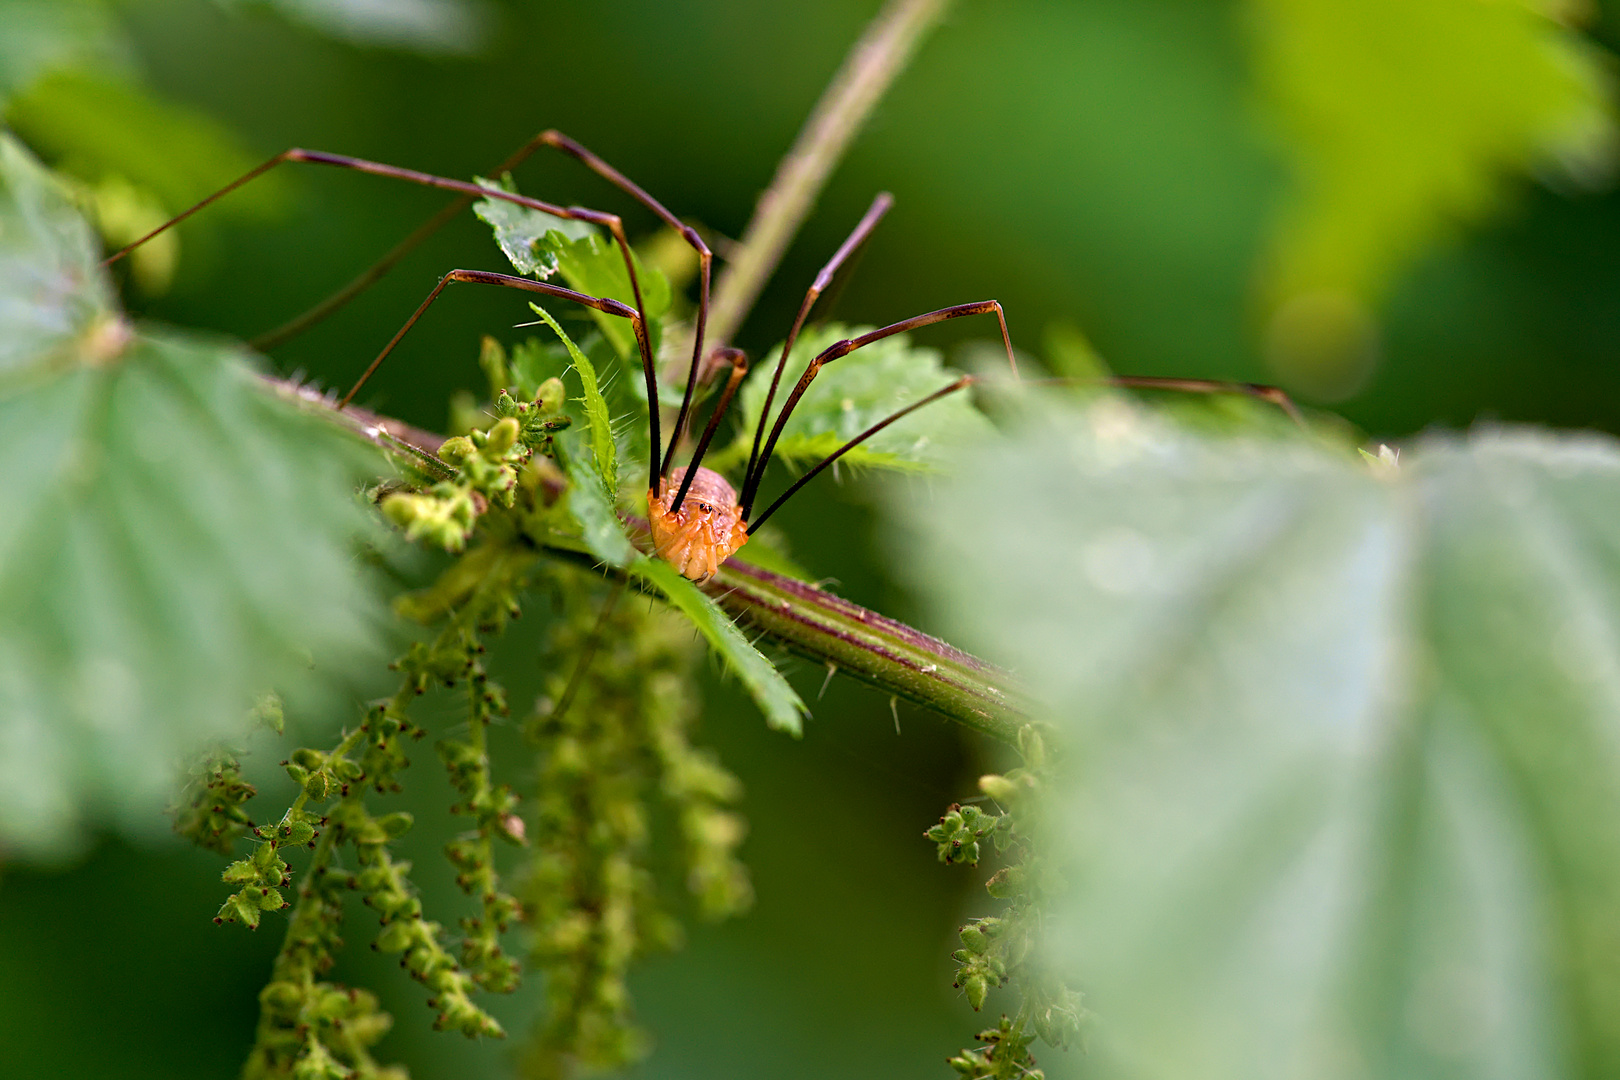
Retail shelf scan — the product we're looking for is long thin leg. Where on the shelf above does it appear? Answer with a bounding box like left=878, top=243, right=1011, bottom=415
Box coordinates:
left=529, top=132, right=716, bottom=480
left=336, top=270, right=654, bottom=492
left=1103, top=376, right=1304, bottom=426
left=98, top=146, right=665, bottom=491
left=746, top=376, right=974, bottom=532
left=671, top=348, right=749, bottom=507
left=742, top=192, right=893, bottom=498
left=104, top=140, right=710, bottom=494
left=739, top=299, right=1015, bottom=519
left=250, top=134, right=572, bottom=351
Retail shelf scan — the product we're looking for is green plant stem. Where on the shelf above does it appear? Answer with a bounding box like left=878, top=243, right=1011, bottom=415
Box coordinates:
left=274, top=375, right=1028, bottom=744
left=704, top=0, right=953, bottom=348
left=548, top=530, right=1027, bottom=743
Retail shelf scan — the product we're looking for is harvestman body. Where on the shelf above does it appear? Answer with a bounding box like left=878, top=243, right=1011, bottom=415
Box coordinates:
left=104, top=131, right=1017, bottom=583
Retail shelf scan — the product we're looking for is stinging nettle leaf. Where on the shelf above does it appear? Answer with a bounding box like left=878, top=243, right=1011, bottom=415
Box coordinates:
left=554, top=433, right=635, bottom=570
left=713, top=322, right=993, bottom=477
left=528, top=302, right=615, bottom=493
left=472, top=177, right=670, bottom=362
left=889, top=393, right=1620, bottom=1080
left=0, top=132, right=386, bottom=859
left=631, top=555, right=807, bottom=736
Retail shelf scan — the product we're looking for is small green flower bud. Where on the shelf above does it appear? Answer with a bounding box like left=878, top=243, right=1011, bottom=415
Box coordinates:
left=256, top=886, right=286, bottom=911
left=979, top=774, right=1019, bottom=803
left=960, top=925, right=990, bottom=952
left=485, top=417, right=520, bottom=455
left=302, top=771, right=332, bottom=801
left=283, top=762, right=310, bottom=787
left=376, top=811, right=414, bottom=839
left=283, top=820, right=316, bottom=846
left=438, top=436, right=476, bottom=465
left=375, top=920, right=414, bottom=953
left=534, top=376, right=566, bottom=413
left=258, top=980, right=303, bottom=1015
left=964, top=974, right=990, bottom=1011
left=1017, top=725, right=1047, bottom=768
left=231, top=893, right=263, bottom=930
left=222, top=859, right=256, bottom=884
left=986, top=865, right=1027, bottom=899
left=290, top=748, right=325, bottom=770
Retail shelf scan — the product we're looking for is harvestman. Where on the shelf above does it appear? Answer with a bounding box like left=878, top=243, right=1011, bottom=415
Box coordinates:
left=104, top=131, right=1296, bottom=583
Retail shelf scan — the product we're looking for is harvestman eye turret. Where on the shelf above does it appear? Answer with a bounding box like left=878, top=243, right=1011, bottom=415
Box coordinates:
left=105, top=131, right=1298, bottom=583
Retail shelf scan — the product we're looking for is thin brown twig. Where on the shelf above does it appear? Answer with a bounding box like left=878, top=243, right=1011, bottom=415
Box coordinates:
left=705, top=0, right=953, bottom=350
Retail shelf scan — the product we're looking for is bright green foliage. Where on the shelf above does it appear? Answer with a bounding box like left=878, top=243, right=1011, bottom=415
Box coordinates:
left=472, top=177, right=670, bottom=361
left=711, top=322, right=993, bottom=475
left=520, top=570, right=751, bottom=1079
left=6, top=69, right=283, bottom=225
left=892, top=391, right=1620, bottom=1080
left=0, top=133, right=385, bottom=858
left=0, top=0, right=130, bottom=105
left=1250, top=0, right=1613, bottom=392
left=632, top=555, right=808, bottom=736
left=229, top=0, right=491, bottom=56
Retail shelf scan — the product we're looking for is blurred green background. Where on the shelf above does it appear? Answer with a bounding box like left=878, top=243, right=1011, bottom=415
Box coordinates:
left=3, top=0, right=1617, bottom=1076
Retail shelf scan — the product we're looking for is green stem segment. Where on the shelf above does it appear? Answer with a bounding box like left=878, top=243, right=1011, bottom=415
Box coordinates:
left=701, top=557, right=1024, bottom=743
left=272, top=375, right=1029, bottom=744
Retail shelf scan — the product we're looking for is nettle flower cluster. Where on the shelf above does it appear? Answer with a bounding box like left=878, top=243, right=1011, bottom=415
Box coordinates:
left=926, top=725, right=1087, bottom=1080
left=174, top=372, right=749, bottom=1080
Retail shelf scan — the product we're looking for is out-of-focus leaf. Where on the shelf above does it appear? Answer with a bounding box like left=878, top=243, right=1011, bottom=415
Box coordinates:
left=216, top=0, right=493, bottom=56
left=889, top=392, right=1620, bottom=1079
left=1249, top=0, right=1614, bottom=397
left=0, top=133, right=384, bottom=859
left=0, top=0, right=131, bottom=105
left=0, top=134, right=116, bottom=376
left=473, top=179, right=670, bottom=361
left=631, top=555, right=806, bottom=736
left=711, top=322, right=993, bottom=476
left=529, top=303, right=615, bottom=493
left=6, top=71, right=285, bottom=221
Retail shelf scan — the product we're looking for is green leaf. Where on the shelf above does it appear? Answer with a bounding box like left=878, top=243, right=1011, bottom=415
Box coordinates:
left=889, top=393, right=1620, bottom=1079
left=555, top=434, right=635, bottom=570
left=471, top=177, right=592, bottom=280
left=528, top=302, right=615, bottom=492
left=0, top=132, right=116, bottom=376
left=713, top=322, right=993, bottom=476
left=7, top=70, right=286, bottom=220
left=472, top=178, right=670, bottom=361
left=631, top=555, right=806, bottom=736
left=0, top=132, right=385, bottom=858
left=230, top=0, right=491, bottom=56
left=0, top=0, right=131, bottom=105
left=1250, top=0, right=1613, bottom=395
